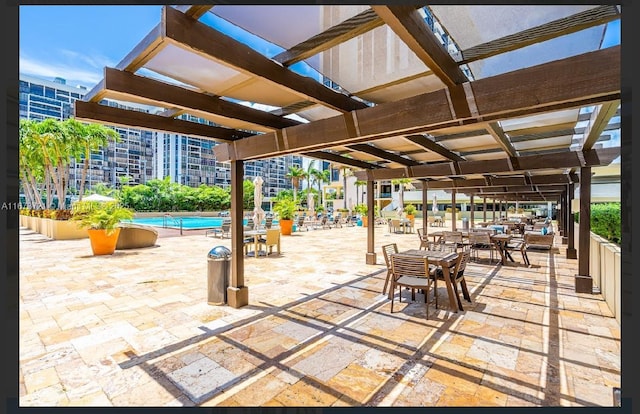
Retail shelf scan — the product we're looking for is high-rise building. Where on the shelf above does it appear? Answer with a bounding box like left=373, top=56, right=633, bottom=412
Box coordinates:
left=19, top=74, right=302, bottom=200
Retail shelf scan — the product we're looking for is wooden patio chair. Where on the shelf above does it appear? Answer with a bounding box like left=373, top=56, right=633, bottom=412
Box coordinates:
left=505, top=237, right=530, bottom=266
left=381, top=243, right=398, bottom=297
left=417, top=228, right=442, bottom=251
left=430, top=250, right=472, bottom=311
left=389, top=254, right=435, bottom=318
left=257, top=228, right=281, bottom=255
left=442, top=231, right=465, bottom=252
left=468, top=231, right=497, bottom=263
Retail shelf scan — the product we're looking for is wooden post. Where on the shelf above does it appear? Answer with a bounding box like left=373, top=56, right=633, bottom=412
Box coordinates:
left=470, top=194, right=475, bottom=228
left=566, top=183, right=577, bottom=259
left=576, top=167, right=593, bottom=293
left=451, top=189, right=457, bottom=231
left=492, top=199, right=496, bottom=221
left=366, top=180, right=376, bottom=264
left=228, top=160, right=249, bottom=308
left=483, top=197, right=487, bottom=222
left=422, top=181, right=428, bottom=235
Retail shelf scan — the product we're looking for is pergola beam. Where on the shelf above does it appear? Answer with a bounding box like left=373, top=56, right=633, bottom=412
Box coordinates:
left=581, top=100, right=620, bottom=150
left=485, top=122, right=518, bottom=157
left=372, top=5, right=469, bottom=87
left=414, top=173, right=578, bottom=190
left=347, top=143, right=420, bottom=166
left=458, top=5, right=620, bottom=65
left=86, top=68, right=300, bottom=130
left=163, top=6, right=369, bottom=113
left=404, top=135, right=465, bottom=162
left=354, top=147, right=619, bottom=181
left=213, top=46, right=620, bottom=161
left=303, top=151, right=380, bottom=170
left=74, top=101, right=252, bottom=141
left=272, top=8, right=385, bottom=66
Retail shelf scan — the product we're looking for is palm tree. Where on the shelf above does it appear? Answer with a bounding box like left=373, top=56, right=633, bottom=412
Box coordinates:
left=339, top=165, right=353, bottom=211
left=311, top=168, right=330, bottom=209
left=65, top=118, right=120, bottom=201
left=286, top=165, right=305, bottom=202
left=19, top=119, right=46, bottom=209
left=355, top=179, right=367, bottom=204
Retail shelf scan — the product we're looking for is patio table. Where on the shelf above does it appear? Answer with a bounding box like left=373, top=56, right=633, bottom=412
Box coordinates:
left=392, top=249, right=460, bottom=312
left=491, top=233, right=514, bottom=265
left=244, top=229, right=267, bottom=257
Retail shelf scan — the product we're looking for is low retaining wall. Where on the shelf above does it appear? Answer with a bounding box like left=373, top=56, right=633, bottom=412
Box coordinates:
left=574, top=227, right=621, bottom=325
left=20, top=215, right=88, bottom=240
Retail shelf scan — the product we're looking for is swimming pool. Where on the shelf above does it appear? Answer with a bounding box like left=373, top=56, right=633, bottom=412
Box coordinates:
left=129, top=216, right=277, bottom=230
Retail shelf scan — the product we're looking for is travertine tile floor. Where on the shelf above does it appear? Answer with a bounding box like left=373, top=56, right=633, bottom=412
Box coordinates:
left=18, top=221, right=620, bottom=407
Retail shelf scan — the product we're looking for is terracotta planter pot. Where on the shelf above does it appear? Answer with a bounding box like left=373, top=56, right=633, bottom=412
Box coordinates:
left=279, top=219, right=293, bottom=235
left=87, top=228, right=121, bottom=255
left=361, top=216, right=368, bottom=227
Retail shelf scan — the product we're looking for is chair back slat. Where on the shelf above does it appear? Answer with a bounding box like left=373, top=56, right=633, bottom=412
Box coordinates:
left=443, top=231, right=463, bottom=243
left=391, top=254, right=430, bottom=279
left=469, top=232, right=490, bottom=245
left=381, top=243, right=398, bottom=268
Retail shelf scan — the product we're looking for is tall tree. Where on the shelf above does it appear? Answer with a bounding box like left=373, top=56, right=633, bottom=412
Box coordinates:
left=340, top=165, right=353, bottom=211
left=65, top=119, right=120, bottom=201
left=311, top=168, right=330, bottom=209
left=286, top=165, right=305, bottom=202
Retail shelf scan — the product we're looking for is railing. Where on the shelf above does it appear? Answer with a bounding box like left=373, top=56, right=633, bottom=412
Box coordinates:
left=163, top=214, right=183, bottom=235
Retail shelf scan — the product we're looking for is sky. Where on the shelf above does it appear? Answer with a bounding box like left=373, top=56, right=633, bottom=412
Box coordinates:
left=20, top=5, right=621, bottom=90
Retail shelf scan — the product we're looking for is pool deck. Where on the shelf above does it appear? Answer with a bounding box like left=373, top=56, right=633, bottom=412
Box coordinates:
left=18, top=220, right=620, bottom=407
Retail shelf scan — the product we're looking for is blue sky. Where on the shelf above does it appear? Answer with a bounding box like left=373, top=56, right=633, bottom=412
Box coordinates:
left=20, top=6, right=162, bottom=88
left=20, top=5, right=621, bottom=91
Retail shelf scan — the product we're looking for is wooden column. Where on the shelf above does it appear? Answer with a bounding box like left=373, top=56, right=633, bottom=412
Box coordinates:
left=422, top=181, right=428, bottom=235
left=576, top=167, right=593, bottom=293
left=366, top=180, right=376, bottom=264
left=492, top=199, right=496, bottom=221
left=451, top=189, right=457, bottom=231
left=566, top=183, right=577, bottom=259
left=376, top=181, right=382, bottom=220
left=470, top=194, right=475, bottom=228
left=483, top=197, right=487, bottom=222
left=228, top=160, right=249, bottom=308
left=562, top=190, right=569, bottom=244
left=559, top=191, right=566, bottom=238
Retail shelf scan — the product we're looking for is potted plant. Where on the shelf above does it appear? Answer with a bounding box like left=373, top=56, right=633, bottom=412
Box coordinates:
left=404, top=204, right=417, bottom=220
left=71, top=200, right=134, bottom=255
left=272, top=198, right=298, bottom=235
left=354, top=203, right=368, bottom=227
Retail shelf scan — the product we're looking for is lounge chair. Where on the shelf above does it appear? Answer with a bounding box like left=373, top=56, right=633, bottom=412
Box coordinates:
left=206, top=218, right=231, bottom=238
left=296, top=215, right=309, bottom=231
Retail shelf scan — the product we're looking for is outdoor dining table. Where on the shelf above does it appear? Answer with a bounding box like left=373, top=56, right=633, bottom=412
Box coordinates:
left=490, top=233, right=514, bottom=265
left=390, top=249, right=461, bottom=312
left=244, top=229, right=267, bottom=257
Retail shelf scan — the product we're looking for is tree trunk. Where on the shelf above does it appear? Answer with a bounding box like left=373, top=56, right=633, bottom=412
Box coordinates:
left=78, top=155, right=89, bottom=201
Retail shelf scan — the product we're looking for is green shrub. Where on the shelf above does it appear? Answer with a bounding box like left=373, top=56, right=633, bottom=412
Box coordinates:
left=575, top=202, right=620, bottom=244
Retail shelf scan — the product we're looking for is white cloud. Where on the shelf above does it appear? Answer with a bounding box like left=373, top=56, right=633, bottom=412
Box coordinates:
left=19, top=53, right=104, bottom=88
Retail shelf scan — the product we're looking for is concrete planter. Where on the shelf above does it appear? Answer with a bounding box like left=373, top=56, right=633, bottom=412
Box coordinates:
left=50, top=220, right=88, bottom=240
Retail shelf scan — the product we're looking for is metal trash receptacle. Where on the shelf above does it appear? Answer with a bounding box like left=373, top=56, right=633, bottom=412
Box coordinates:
left=207, top=246, right=231, bottom=305
left=462, top=217, right=469, bottom=230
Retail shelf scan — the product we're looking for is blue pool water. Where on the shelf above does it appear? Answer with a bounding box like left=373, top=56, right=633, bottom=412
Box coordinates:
left=129, top=216, right=277, bottom=230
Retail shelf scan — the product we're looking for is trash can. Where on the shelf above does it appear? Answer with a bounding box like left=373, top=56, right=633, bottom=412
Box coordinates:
left=207, top=246, right=231, bottom=305
left=462, top=217, right=469, bottom=231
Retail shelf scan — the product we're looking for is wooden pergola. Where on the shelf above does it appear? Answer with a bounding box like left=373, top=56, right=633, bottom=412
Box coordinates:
left=74, top=5, right=621, bottom=307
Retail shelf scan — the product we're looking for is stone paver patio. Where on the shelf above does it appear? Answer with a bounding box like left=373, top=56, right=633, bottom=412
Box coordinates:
left=19, top=220, right=620, bottom=407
